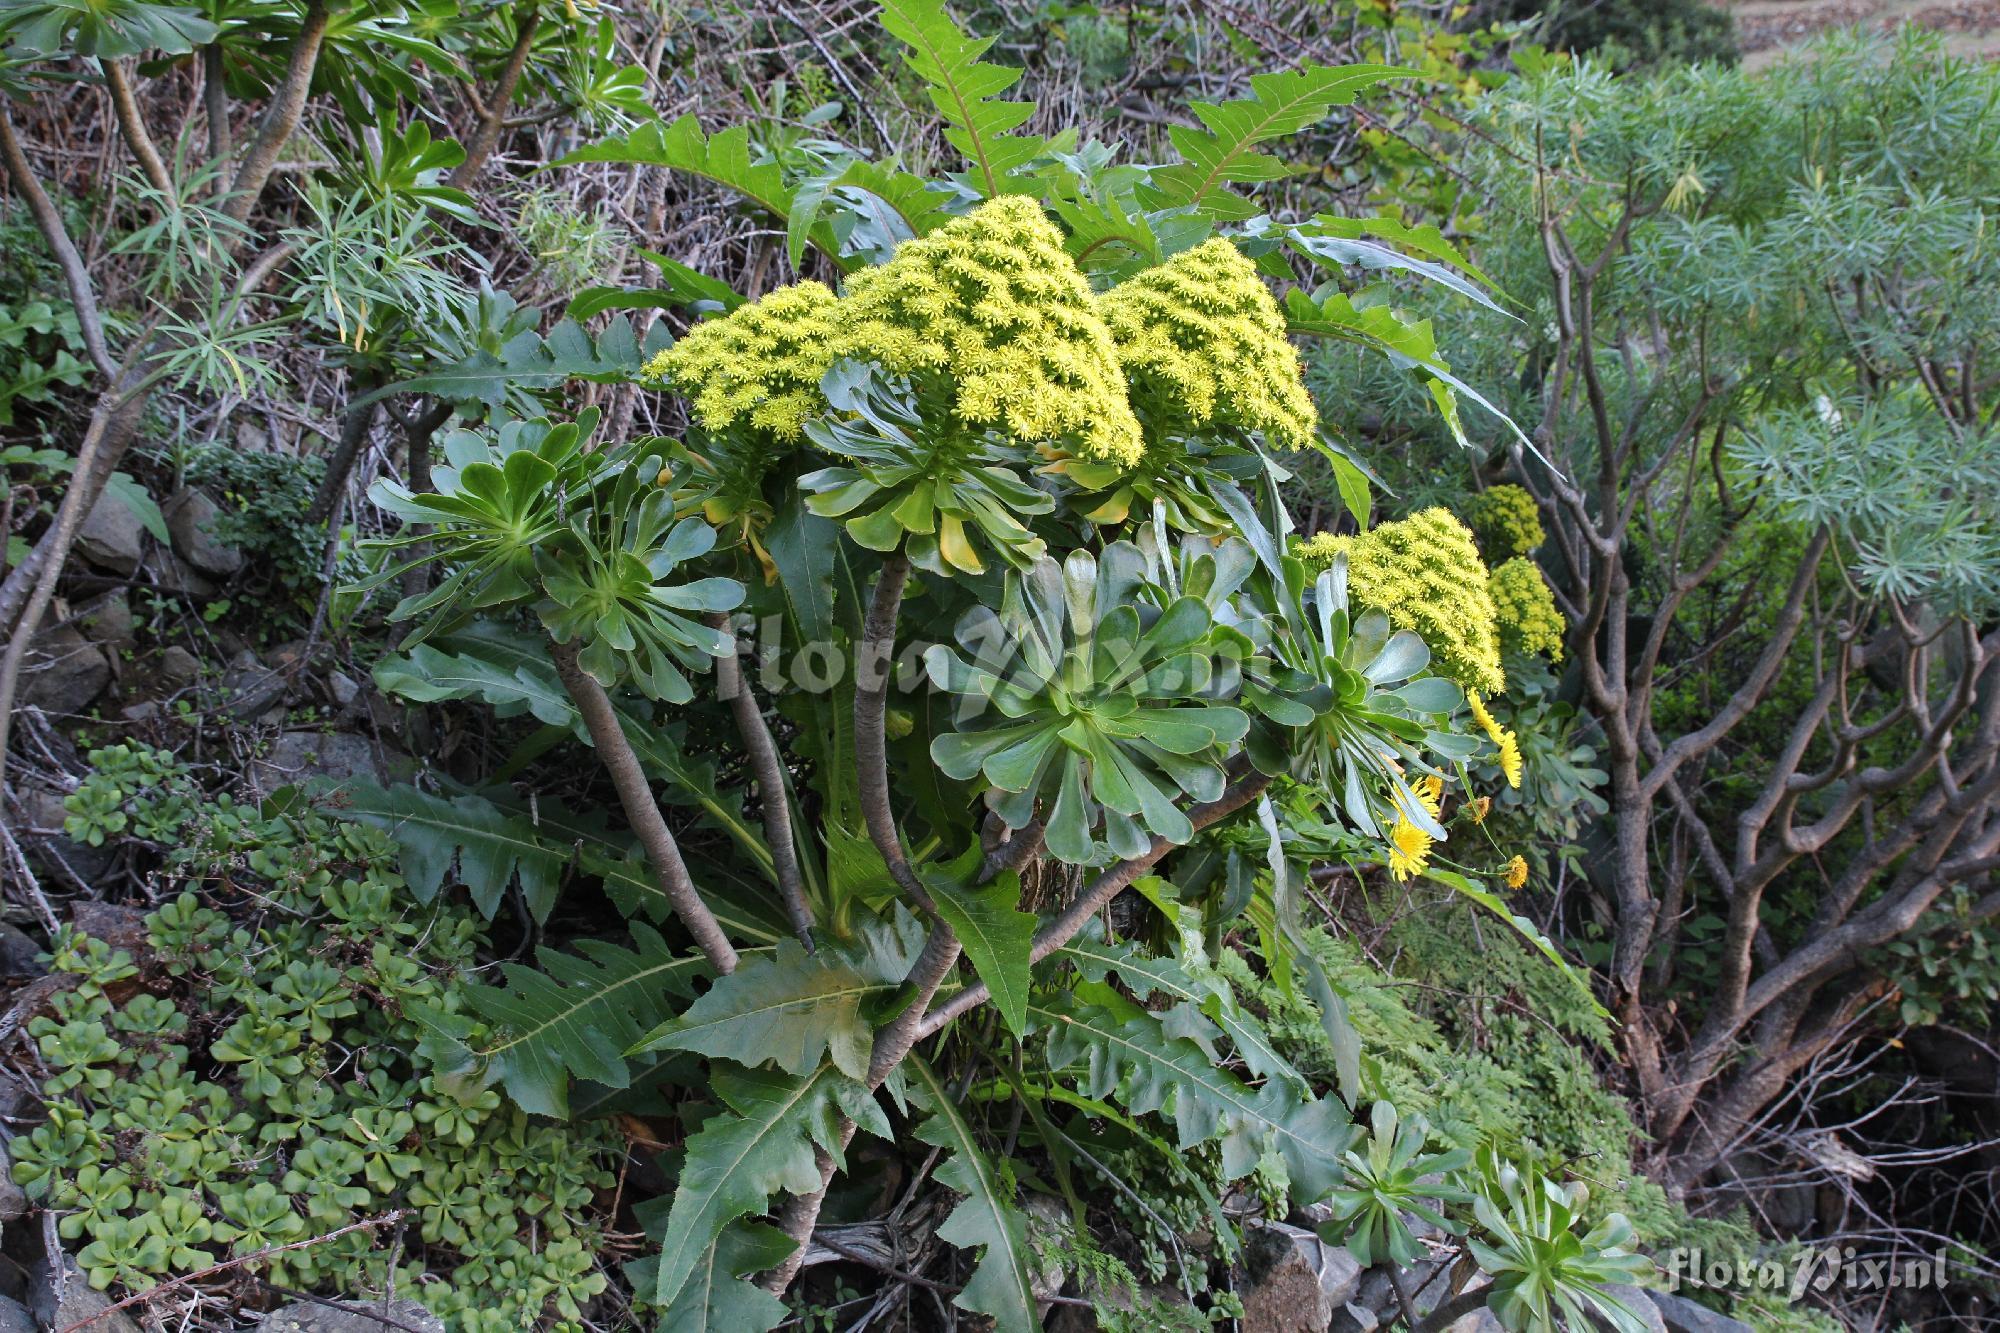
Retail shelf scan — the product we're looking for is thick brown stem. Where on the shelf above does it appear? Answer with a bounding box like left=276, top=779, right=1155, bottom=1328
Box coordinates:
left=449, top=1, right=541, bottom=188
left=856, top=552, right=935, bottom=912
left=203, top=44, right=231, bottom=166
left=102, top=62, right=174, bottom=200
left=550, top=639, right=739, bottom=974
left=0, top=390, right=139, bottom=786
left=707, top=611, right=814, bottom=949
left=225, top=0, right=330, bottom=224
left=308, top=387, right=379, bottom=524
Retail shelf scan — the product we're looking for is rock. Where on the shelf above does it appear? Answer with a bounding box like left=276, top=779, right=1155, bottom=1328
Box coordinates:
left=1647, top=1291, right=1754, bottom=1333
left=77, top=592, right=133, bottom=654
left=138, top=546, right=217, bottom=598
left=18, top=625, right=109, bottom=715
left=1593, top=1284, right=1667, bottom=1333
left=250, top=730, right=409, bottom=797
left=0, top=923, right=43, bottom=978
left=327, top=670, right=362, bottom=707
left=158, top=645, right=203, bottom=688
left=164, top=487, right=244, bottom=578
left=1241, top=1219, right=1363, bottom=1333
left=119, top=701, right=160, bottom=724
left=69, top=901, right=149, bottom=955
left=224, top=648, right=289, bottom=719
left=1447, top=1309, right=1503, bottom=1333
left=0, top=1294, right=32, bottom=1333
left=27, top=1256, right=141, bottom=1333
left=75, top=494, right=145, bottom=574
left=14, top=786, right=114, bottom=885
left=253, top=1298, right=444, bottom=1332
left=1024, top=1193, right=1071, bottom=1308
left=0, top=1145, right=25, bottom=1222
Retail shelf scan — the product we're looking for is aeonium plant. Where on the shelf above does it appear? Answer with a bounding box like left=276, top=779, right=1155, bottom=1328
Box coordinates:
left=364, top=97, right=1624, bottom=1328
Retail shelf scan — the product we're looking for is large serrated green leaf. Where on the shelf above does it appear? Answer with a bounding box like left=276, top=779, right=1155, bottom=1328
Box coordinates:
left=909, top=1056, right=1040, bottom=1332
left=1142, top=64, right=1414, bottom=220
left=636, top=1219, right=792, bottom=1333
left=649, top=1062, right=888, bottom=1308
left=921, top=846, right=1035, bottom=1038
left=877, top=0, right=1047, bottom=198
left=425, top=923, right=722, bottom=1118
left=636, top=935, right=898, bottom=1080
left=1055, top=926, right=1305, bottom=1092
left=554, top=115, right=844, bottom=267
left=1036, top=998, right=1354, bottom=1201
left=332, top=780, right=568, bottom=921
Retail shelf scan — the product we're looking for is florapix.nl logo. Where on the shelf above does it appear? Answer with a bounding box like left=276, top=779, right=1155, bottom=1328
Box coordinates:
left=1660, top=1245, right=1955, bottom=1302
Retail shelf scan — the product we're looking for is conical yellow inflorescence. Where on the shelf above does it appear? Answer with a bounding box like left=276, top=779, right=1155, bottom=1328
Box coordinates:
left=1098, top=238, right=1318, bottom=451
left=642, top=280, right=842, bottom=442
left=1466, top=483, right=1545, bottom=559
left=1489, top=556, right=1565, bottom=662
left=831, top=195, right=1144, bottom=466
left=1294, top=507, right=1504, bottom=696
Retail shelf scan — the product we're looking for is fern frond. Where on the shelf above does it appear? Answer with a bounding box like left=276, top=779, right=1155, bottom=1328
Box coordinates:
left=1143, top=64, right=1414, bottom=221
left=877, top=0, right=1046, bottom=197
left=555, top=115, right=844, bottom=267
left=423, top=922, right=720, bottom=1117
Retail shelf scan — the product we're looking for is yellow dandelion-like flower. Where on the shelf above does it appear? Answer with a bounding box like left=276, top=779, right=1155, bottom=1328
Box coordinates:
left=1504, top=854, right=1529, bottom=889
left=1415, top=773, right=1444, bottom=819
left=1387, top=817, right=1432, bottom=882
left=1489, top=557, right=1565, bottom=663
left=1097, top=238, right=1318, bottom=452
left=645, top=280, right=842, bottom=442
left=1498, top=729, right=1523, bottom=789
left=1468, top=691, right=1504, bottom=746
left=1470, top=795, right=1491, bottom=823
left=1294, top=508, right=1504, bottom=696
left=831, top=196, right=1143, bottom=466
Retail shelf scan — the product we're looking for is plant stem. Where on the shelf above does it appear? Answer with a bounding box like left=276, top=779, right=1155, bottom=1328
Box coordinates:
left=855, top=551, right=936, bottom=914
left=550, top=639, right=739, bottom=975
left=0, top=106, right=112, bottom=378
left=707, top=610, right=814, bottom=950
left=918, top=769, right=1272, bottom=1037
left=450, top=0, right=541, bottom=188
left=102, top=61, right=174, bottom=200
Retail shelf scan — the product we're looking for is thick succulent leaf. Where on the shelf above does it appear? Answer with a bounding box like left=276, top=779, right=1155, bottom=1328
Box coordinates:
left=1142, top=65, right=1413, bottom=220
left=1035, top=997, right=1353, bottom=1200
left=920, top=847, right=1036, bottom=1038
left=876, top=0, right=1047, bottom=197
left=424, top=923, right=717, bottom=1118
left=909, top=1056, right=1040, bottom=1333
left=650, top=1062, right=888, bottom=1307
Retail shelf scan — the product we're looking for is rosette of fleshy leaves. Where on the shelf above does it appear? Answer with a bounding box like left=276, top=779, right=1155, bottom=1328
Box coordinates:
left=363, top=409, right=742, bottom=703
left=924, top=542, right=1251, bottom=863
left=1243, top=551, right=1474, bottom=842
left=536, top=453, right=743, bottom=702
left=798, top=359, right=1053, bottom=575
left=364, top=411, right=614, bottom=645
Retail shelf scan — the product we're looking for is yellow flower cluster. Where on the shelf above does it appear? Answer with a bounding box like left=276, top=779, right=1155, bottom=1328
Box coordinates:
left=1097, top=238, right=1318, bottom=451
left=1504, top=854, right=1529, bottom=889
left=1386, top=774, right=1444, bottom=882
left=642, top=281, right=841, bottom=442
left=1467, top=484, right=1545, bottom=559
left=1489, top=557, right=1566, bottom=662
left=1469, top=692, right=1523, bottom=789
left=1294, top=508, right=1504, bottom=697
left=833, top=195, right=1143, bottom=466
